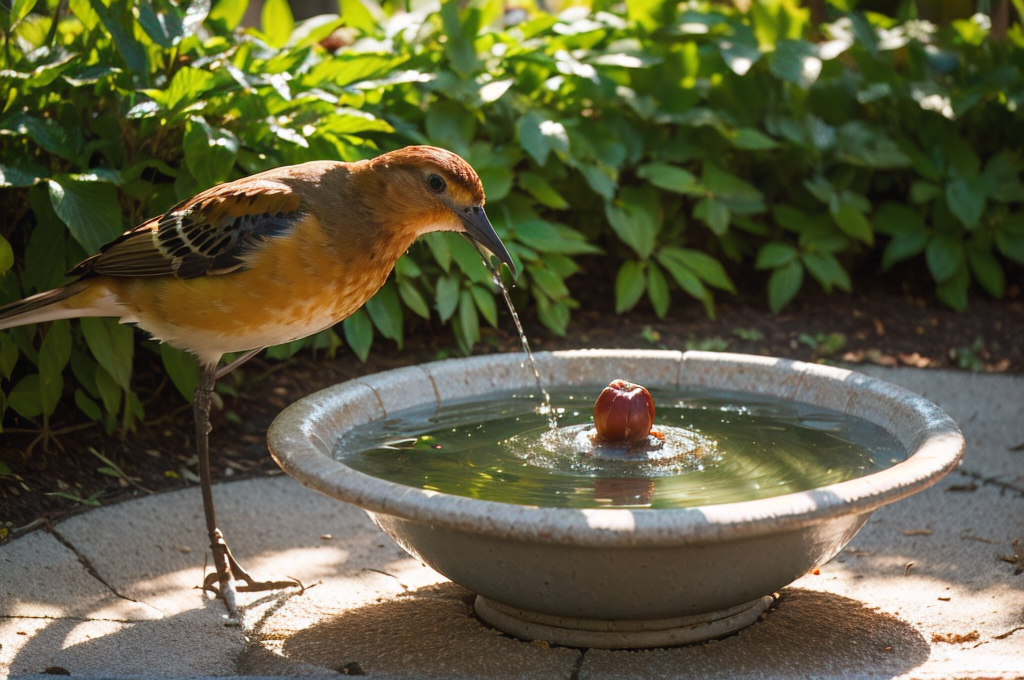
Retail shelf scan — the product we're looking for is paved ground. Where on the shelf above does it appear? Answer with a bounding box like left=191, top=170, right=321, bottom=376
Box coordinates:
left=1, top=366, right=1022, bottom=679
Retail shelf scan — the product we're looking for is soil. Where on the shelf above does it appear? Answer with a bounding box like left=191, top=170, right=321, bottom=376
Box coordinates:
left=2, top=257, right=1023, bottom=542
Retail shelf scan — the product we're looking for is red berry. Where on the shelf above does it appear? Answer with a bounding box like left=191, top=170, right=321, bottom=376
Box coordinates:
left=593, top=379, right=655, bottom=445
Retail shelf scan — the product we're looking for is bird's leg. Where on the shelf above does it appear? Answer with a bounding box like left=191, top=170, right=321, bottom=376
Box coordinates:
left=194, top=363, right=299, bottom=617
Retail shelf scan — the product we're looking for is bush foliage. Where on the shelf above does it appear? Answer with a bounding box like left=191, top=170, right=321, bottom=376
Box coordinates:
left=1, top=0, right=1023, bottom=435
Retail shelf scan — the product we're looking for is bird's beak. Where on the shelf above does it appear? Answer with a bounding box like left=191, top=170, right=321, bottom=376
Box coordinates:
left=461, top=206, right=518, bottom=279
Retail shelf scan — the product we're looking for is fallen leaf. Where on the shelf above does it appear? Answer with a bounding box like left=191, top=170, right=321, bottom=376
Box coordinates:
left=873, top=318, right=885, bottom=336
left=898, top=352, right=931, bottom=368
left=1008, top=443, right=1024, bottom=452
left=946, top=482, right=977, bottom=492
left=985, top=359, right=1011, bottom=373
left=931, top=631, right=979, bottom=644
left=320, top=534, right=333, bottom=540
left=904, top=562, right=914, bottom=576
left=903, top=529, right=933, bottom=536
left=937, top=596, right=950, bottom=601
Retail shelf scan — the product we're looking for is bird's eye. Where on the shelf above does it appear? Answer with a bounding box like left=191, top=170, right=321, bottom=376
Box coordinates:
left=428, top=174, right=447, bottom=194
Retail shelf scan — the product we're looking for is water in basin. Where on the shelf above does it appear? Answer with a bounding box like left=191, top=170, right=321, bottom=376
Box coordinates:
left=333, top=388, right=905, bottom=509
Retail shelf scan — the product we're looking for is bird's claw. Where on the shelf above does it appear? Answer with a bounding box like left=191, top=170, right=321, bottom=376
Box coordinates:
left=200, top=536, right=304, bottom=617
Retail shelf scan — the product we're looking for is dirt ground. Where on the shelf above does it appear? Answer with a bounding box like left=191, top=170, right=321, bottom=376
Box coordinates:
left=2, top=257, right=1022, bottom=539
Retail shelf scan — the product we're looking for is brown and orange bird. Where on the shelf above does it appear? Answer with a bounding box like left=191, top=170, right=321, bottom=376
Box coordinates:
left=0, top=145, right=515, bottom=615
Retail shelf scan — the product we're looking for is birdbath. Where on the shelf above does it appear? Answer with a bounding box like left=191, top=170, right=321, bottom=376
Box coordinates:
left=267, top=350, right=963, bottom=649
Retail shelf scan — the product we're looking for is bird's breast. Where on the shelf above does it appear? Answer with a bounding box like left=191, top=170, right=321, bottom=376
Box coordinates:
left=117, top=216, right=394, bottom=363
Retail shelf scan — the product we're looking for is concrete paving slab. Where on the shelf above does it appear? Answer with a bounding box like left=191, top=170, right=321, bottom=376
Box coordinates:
left=0, top=530, right=160, bottom=621
left=1, top=609, right=242, bottom=677
left=0, top=367, right=1021, bottom=679
left=52, top=475, right=403, bottom=617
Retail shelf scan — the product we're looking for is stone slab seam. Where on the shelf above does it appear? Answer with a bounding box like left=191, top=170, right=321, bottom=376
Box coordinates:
left=45, top=525, right=152, bottom=613
left=955, top=469, right=1024, bottom=497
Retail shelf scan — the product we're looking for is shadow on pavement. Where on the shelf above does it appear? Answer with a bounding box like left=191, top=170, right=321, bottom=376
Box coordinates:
left=266, top=584, right=929, bottom=678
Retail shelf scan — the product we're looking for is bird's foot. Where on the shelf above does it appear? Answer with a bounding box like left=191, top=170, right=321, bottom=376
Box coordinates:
left=200, top=530, right=303, bottom=618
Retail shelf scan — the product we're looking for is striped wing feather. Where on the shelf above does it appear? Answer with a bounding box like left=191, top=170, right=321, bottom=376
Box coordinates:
left=68, top=179, right=304, bottom=279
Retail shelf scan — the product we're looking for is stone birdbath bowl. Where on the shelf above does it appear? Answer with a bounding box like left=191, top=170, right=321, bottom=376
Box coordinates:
left=267, top=350, right=964, bottom=649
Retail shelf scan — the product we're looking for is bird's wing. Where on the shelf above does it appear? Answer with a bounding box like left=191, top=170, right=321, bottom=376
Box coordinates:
left=68, top=179, right=304, bottom=279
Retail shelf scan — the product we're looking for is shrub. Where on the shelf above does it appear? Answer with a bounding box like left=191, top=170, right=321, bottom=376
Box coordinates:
left=1, top=0, right=1022, bottom=437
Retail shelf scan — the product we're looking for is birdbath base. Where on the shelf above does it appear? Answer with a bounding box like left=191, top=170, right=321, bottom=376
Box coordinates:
left=473, top=594, right=776, bottom=649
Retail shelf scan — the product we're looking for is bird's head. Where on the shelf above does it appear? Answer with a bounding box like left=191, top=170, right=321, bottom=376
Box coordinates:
left=368, top=146, right=517, bottom=278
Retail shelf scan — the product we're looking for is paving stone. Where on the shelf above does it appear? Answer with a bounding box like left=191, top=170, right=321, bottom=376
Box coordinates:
left=0, top=531, right=160, bottom=621
left=254, top=581, right=580, bottom=679
left=53, top=475, right=393, bottom=617
left=0, top=609, right=242, bottom=677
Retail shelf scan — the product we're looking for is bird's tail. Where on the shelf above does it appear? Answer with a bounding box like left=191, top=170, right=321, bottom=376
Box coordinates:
left=0, top=281, right=93, bottom=331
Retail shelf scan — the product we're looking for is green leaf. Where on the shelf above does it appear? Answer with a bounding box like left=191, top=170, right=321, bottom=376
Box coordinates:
left=627, top=0, right=674, bottom=32
left=435, top=275, right=460, bottom=323
left=261, top=0, right=294, bottom=47
left=340, top=0, right=382, bottom=34
left=801, top=252, right=851, bottom=294
left=207, top=0, right=248, bottom=30
left=646, top=262, right=670, bottom=318
left=636, top=163, right=701, bottom=194
left=530, top=266, right=569, bottom=299
left=440, top=0, right=480, bottom=78
left=458, top=289, right=480, bottom=348
left=767, top=260, right=804, bottom=314
left=980, top=152, right=1024, bottom=202
left=0, top=334, right=18, bottom=380
left=996, top=215, right=1024, bottom=264
left=770, top=40, right=821, bottom=88
left=659, top=248, right=735, bottom=292
left=184, top=117, right=238, bottom=188
left=153, top=67, right=217, bottom=111
left=926, top=235, right=965, bottom=283
left=398, top=280, right=431, bottom=319
left=606, top=186, right=660, bottom=259
left=945, top=177, right=986, bottom=230
left=423, top=232, right=452, bottom=272
left=577, top=164, right=616, bottom=200
left=74, top=389, right=102, bottom=421
left=365, top=280, right=403, bottom=348
left=160, top=344, right=200, bottom=402
left=426, top=99, right=476, bottom=156
left=48, top=175, right=122, bottom=256
left=8, top=114, right=74, bottom=161
left=470, top=285, right=498, bottom=327
left=519, top=172, right=569, bottom=209
left=836, top=122, right=911, bottom=169
left=830, top=202, right=873, bottom=245
left=89, top=0, right=149, bottom=76
left=694, top=198, right=730, bottom=236
left=8, top=374, right=43, bottom=418
left=342, top=309, right=373, bottom=362
left=0, top=234, right=13, bottom=275
left=8, top=0, right=39, bottom=27
left=729, top=128, right=778, bottom=151
left=910, top=181, right=941, bottom=204
left=935, top=264, right=969, bottom=312
left=514, top=220, right=600, bottom=255
left=448, top=233, right=491, bottom=284
left=38, top=320, right=71, bottom=416
left=614, top=260, right=646, bottom=314
left=517, top=113, right=567, bottom=166
left=0, top=164, right=44, bottom=188
left=138, top=2, right=183, bottom=48
left=755, top=242, right=798, bottom=269
left=966, top=248, right=1005, bottom=298
left=80, top=318, right=134, bottom=390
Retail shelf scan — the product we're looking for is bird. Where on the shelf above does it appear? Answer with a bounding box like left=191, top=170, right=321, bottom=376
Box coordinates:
left=0, top=145, right=516, bottom=616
